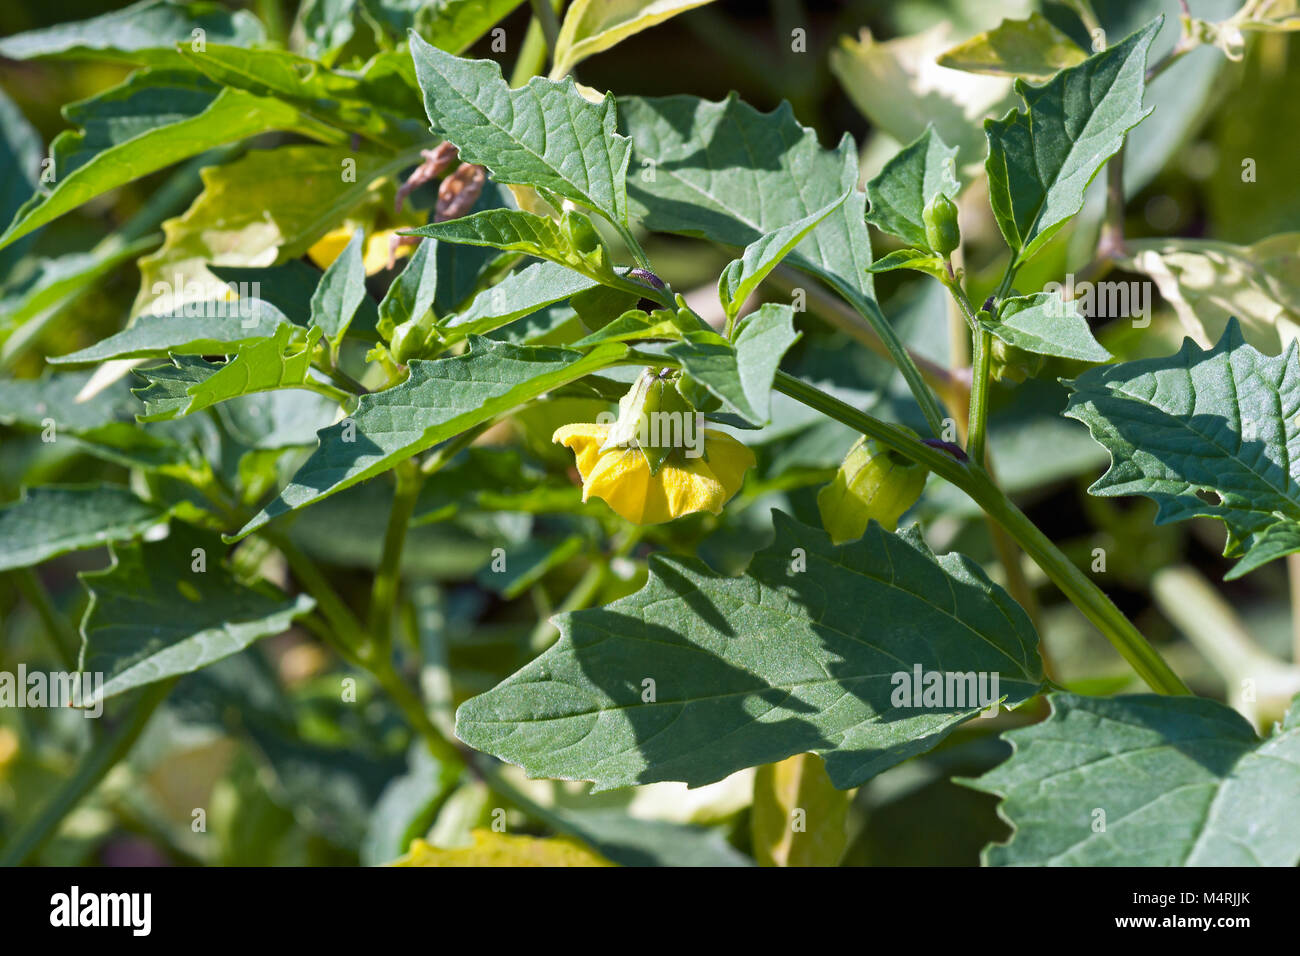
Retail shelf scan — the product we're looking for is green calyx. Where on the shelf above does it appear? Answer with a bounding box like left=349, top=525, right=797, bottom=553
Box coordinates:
left=922, top=193, right=961, bottom=257
left=602, top=369, right=702, bottom=475
left=817, top=431, right=930, bottom=544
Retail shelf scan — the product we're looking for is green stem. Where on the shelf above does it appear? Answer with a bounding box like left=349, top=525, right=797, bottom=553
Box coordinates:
left=371, top=658, right=464, bottom=767
left=772, top=371, right=1191, bottom=696
left=854, top=287, right=949, bottom=437
left=267, top=532, right=371, bottom=666
left=967, top=326, right=993, bottom=465
left=11, top=568, right=80, bottom=670
left=529, top=0, right=562, bottom=58
left=510, top=17, right=551, bottom=87
left=0, top=679, right=176, bottom=866
left=369, top=461, right=422, bottom=650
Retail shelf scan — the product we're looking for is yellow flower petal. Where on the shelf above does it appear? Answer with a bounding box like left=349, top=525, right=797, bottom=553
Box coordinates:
left=553, top=421, right=755, bottom=525
left=307, top=226, right=412, bottom=275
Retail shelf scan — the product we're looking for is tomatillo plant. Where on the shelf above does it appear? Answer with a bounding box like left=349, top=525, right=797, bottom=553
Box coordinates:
left=2, top=0, right=1300, bottom=869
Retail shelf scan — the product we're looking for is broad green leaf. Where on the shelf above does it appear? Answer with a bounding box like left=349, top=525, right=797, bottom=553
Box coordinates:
left=985, top=19, right=1160, bottom=265
left=864, top=125, right=959, bottom=250
left=937, top=12, right=1088, bottom=80
left=133, top=145, right=403, bottom=317
left=310, top=229, right=367, bottom=352
left=0, top=486, right=167, bottom=572
left=0, top=372, right=194, bottom=468
left=1, top=238, right=158, bottom=356
left=552, top=0, right=716, bottom=76
left=1122, top=233, right=1300, bottom=354
left=0, top=0, right=265, bottom=65
left=829, top=23, right=1013, bottom=169
left=864, top=249, right=948, bottom=280
left=133, top=325, right=325, bottom=421
left=409, top=33, right=631, bottom=226
left=1065, top=319, right=1300, bottom=579
left=359, top=745, right=458, bottom=867
left=989, top=292, right=1110, bottom=361
left=80, top=526, right=315, bottom=706
left=409, top=0, right=527, bottom=54
left=666, top=304, right=799, bottom=426
left=49, top=300, right=289, bottom=364
left=440, top=261, right=599, bottom=340
left=718, top=188, right=851, bottom=323
left=620, top=96, right=879, bottom=330
left=752, top=754, right=853, bottom=867
left=573, top=308, right=693, bottom=346
left=456, top=512, right=1044, bottom=791
left=433, top=181, right=517, bottom=315
left=406, top=209, right=618, bottom=286
left=0, top=71, right=306, bottom=252
left=965, top=693, right=1300, bottom=866
left=391, top=831, right=613, bottom=866
left=232, top=337, right=630, bottom=540
left=176, top=45, right=427, bottom=147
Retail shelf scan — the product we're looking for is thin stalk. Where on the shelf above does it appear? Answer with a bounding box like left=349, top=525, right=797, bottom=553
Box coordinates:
left=772, top=371, right=1191, bottom=695
left=369, top=461, right=423, bottom=651
left=11, top=568, right=80, bottom=670
left=267, top=532, right=371, bottom=665
left=967, top=326, right=993, bottom=465
left=371, top=658, right=464, bottom=767
left=0, top=679, right=176, bottom=866
left=510, top=17, right=551, bottom=87
left=420, top=423, right=488, bottom=474
left=529, top=0, right=562, bottom=58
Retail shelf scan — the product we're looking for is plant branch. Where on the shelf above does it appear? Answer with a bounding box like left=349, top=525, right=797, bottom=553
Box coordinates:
left=773, top=371, right=1191, bottom=695
left=369, top=460, right=423, bottom=652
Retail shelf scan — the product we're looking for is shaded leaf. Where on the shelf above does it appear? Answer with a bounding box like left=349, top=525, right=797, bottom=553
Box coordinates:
left=49, top=301, right=290, bottom=364
left=0, top=485, right=167, bottom=572
left=440, top=260, right=599, bottom=340
left=456, top=512, right=1043, bottom=791
left=553, top=0, right=716, bottom=76
left=80, top=526, right=315, bottom=705
left=309, top=229, right=368, bottom=351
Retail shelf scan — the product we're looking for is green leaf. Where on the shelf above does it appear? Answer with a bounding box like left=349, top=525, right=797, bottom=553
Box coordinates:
left=440, top=261, right=599, bottom=340
left=1122, top=233, right=1300, bottom=355
left=409, top=33, right=631, bottom=226
left=1065, top=319, right=1300, bottom=579
left=232, top=337, right=630, bottom=540
left=408, top=0, right=527, bottom=55
left=0, top=70, right=306, bottom=252
left=965, top=693, right=1300, bottom=866
left=0, top=485, right=168, bottom=572
left=552, top=0, right=716, bottom=76
left=865, top=125, right=960, bottom=250
left=0, top=87, right=43, bottom=274
left=49, top=300, right=290, bottom=364
left=133, top=325, right=325, bottom=421
left=752, top=754, right=853, bottom=867
left=310, top=229, right=367, bottom=352
left=80, top=526, right=315, bottom=706
left=406, top=209, right=618, bottom=286
left=937, top=12, right=1089, bottom=80
left=666, top=304, right=799, bottom=426
left=456, top=512, right=1043, bottom=791
left=864, top=249, right=949, bottom=280
left=718, top=188, right=851, bottom=323
left=176, top=45, right=427, bottom=147
left=989, top=292, right=1110, bottom=362
left=133, top=145, right=404, bottom=317
left=0, top=371, right=191, bottom=467
left=620, top=95, right=878, bottom=327
left=985, top=18, right=1160, bottom=264
left=573, top=308, right=693, bottom=346
left=0, top=0, right=265, bottom=65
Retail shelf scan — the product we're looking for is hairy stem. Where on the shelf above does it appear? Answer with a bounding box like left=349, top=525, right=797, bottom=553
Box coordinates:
left=369, top=460, right=423, bottom=652
left=966, top=327, right=993, bottom=465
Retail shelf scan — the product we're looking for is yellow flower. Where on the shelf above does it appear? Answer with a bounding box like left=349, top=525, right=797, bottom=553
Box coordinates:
left=553, top=422, right=755, bottom=525
left=308, top=227, right=412, bottom=275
